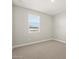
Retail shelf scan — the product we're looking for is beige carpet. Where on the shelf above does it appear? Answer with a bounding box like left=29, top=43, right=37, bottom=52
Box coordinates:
left=13, top=40, right=66, bottom=59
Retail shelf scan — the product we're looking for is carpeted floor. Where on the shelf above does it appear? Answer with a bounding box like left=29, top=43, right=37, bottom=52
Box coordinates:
left=12, top=40, right=66, bottom=59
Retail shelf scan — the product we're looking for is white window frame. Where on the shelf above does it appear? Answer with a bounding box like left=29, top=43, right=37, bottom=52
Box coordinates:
left=28, top=14, right=40, bottom=33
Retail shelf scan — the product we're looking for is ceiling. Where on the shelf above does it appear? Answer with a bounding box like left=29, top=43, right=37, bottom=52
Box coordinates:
left=13, top=0, right=66, bottom=16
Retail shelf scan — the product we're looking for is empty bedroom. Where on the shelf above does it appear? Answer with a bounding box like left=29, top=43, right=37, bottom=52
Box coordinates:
left=12, top=0, right=66, bottom=59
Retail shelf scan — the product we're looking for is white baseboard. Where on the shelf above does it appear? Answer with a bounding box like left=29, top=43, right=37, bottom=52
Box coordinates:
left=13, top=38, right=66, bottom=49
left=53, top=38, right=66, bottom=43
left=13, top=39, right=52, bottom=49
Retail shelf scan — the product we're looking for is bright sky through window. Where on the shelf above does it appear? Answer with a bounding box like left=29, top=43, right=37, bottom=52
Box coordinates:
left=28, top=14, right=40, bottom=27
left=28, top=14, right=40, bottom=32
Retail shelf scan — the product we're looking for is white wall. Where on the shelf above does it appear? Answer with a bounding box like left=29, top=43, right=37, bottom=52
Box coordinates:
left=53, top=12, right=66, bottom=42
left=12, top=5, right=54, bottom=46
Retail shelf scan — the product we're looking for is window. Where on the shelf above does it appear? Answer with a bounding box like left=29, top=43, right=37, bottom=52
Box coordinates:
left=28, top=14, right=40, bottom=33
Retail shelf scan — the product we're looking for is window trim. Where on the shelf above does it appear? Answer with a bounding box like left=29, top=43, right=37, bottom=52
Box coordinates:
left=28, top=14, right=40, bottom=33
